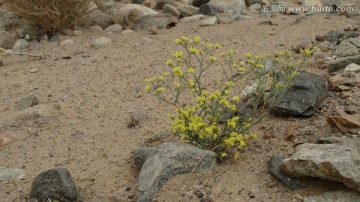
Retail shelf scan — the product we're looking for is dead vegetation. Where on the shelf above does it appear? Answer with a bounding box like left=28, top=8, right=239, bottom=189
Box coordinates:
left=4, top=0, right=93, bottom=36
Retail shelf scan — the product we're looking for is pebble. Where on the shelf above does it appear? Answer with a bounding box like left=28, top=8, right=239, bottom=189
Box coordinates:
left=30, top=68, right=38, bottom=73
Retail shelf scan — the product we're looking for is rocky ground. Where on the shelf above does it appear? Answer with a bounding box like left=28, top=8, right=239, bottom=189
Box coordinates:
left=0, top=0, right=360, bottom=202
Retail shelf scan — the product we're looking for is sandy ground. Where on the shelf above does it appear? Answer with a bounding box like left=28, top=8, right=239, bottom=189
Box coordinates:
left=0, top=7, right=359, bottom=202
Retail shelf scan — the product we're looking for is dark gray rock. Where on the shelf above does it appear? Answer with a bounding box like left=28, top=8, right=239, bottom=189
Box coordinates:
left=245, top=0, right=262, bottom=6
left=280, top=137, right=360, bottom=192
left=132, top=147, right=157, bottom=170
left=16, top=95, right=39, bottom=110
left=267, top=155, right=306, bottom=190
left=318, top=29, right=359, bottom=45
left=304, top=191, right=360, bottom=202
left=270, top=71, right=329, bottom=116
left=132, top=0, right=145, bottom=4
left=136, top=142, right=216, bottom=202
left=328, top=55, right=360, bottom=73
left=30, top=168, right=82, bottom=202
left=0, top=167, right=25, bottom=183
left=193, top=0, right=211, bottom=7
left=335, top=38, right=360, bottom=57
left=199, top=4, right=219, bottom=16
left=132, top=14, right=177, bottom=31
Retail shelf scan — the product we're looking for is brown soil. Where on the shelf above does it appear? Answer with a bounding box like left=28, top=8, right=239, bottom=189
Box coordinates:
left=0, top=8, right=359, bottom=202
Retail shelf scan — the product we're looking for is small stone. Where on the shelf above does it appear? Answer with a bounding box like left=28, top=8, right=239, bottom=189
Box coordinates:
left=91, top=37, right=112, bottom=49
left=0, top=167, right=25, bottom=183
left=16, top=95, right=39, bottom=110
left=104, top=24, right=123, bottom=33
left=200, top=16, right=218, bottom=26
left=30, top=68, right=38, bottom=73
left=344, top=63, right=360, bottom=73
left=294, top=39, right=313, bottom=53
left=12, top=39, right=29, bottom=52
left=180, top=14, right=205, bottom=23
left=60, top=39, right=74, bottom=46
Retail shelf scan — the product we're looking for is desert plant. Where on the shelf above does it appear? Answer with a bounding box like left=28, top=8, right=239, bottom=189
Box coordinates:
left=145, top=36, right=315, bottom=160
left=4, top=0, right=93, bottom=36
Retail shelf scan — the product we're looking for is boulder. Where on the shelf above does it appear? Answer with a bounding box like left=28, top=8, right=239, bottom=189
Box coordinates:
left=113, top=4, right=158, bottom=28
left=304, top=191, right=360, bottom=202
left=207, top=0, right=246, bottom=16
left=178, top=5, right=199, bottom=17
left=335, top=38, right=360, bottom=57
left=280, top=137, right=360, bottom=192
left=132, top=14, right=177, bottom=31
left=104, top=24, right=124, bottom=33
left=30, top=168, right=81, bottom=202
left=135, top=142, right=216, bottom=202
left=270, top=71, right=329, bottom=116
left=162, top=4, right=181, bottom=17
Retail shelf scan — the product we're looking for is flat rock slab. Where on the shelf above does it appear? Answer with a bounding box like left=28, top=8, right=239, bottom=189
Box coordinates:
left=270, top=71, right=328, bottom=116
left=30, top=168, right=82, bottom=202
left=267, top=155, right=306, bottom=190
left=304, top=191, right=360, bottom=202
left=280, top=137, right=360, bottom=192
left=0, top=167, right=25, bottom=183
left=136, top=142, right=216, bottom=202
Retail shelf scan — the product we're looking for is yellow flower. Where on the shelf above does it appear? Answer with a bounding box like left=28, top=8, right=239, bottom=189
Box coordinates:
left=250, top=133, right=257, bottom=139
left=238, top=140, right=246, bottom=149
left=166, top=59, right=173, bottom=66
left=233, top=151, right=240, bottom=159
left=207, top=43, right=213, bottom=48
left=175, top=38, right=182, bottom=44
left=144, top=85, right=151, bottom=92
left=173, top=66, right=184, bottom=77
left=156, top=87, right=164, bottom=93
left=225, top=81, right=234, bottom=88
left=193, top=36, right=201, bottom=43
left=221, top=152, right=227, bottom=158
left=209, top=56, right=217, bottom=62
left=215, top=43, right=221, bottom=49
left=173, top=81, right=181, bottom=88
left=256, top=64, right=264, bottom=68
left=231, top=96, right=240, bottom=102
left=187, top=67, right=195, bottom=74
left=227, top=49, right=236, bottom=55
left=173, top=51, right=184, bottom=58
left=209, top=90, right=220, bottom=101
left=189, top=47, right=197, bottom=54
left=157, top=76, right=164, bottom=81
left=219, top=97, right=229, bottom=107
left=227, top=117, right=239, bottom=128
left=245, top=53, right=252, bottom=58
left=188, top=80, right=195, bottom=87
left=180, top=134, right=189, bottom=141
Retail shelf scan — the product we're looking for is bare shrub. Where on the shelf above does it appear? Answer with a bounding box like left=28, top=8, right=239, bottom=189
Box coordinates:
left=4, top=0, right=93, bottom=36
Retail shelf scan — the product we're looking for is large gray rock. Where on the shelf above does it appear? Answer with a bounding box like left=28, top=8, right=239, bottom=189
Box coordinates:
left=0, top=30, right=16, bottom=49
left=270, top=71, right=329, bottom=116
left=208, top=0, right=246, bottom=16
left=304, top=191, right=360, bottom=202
left=199, top=3, right=219, bottom=16
left=335, top=38, right=360, bottom=57
left=30, top=168, right=81, bottom=202
left=136, top=142, right=216, bottom=202
left=328, top=55, right=360, bottom=73
left=113, top=4, right=158, bottom=28
left=0, top=167, right=25, bottom=183
left=162, top=4, right=181, bottom=17
left=322, top=0, right=341, bottom=7
left=178, top=5, right=199, bottom=17
left=280, top=137, right=360, bottom=192
left=132, top=14, right=177, bottom=31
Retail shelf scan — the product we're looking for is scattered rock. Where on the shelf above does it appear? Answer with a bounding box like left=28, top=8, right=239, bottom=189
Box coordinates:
left=326, top=113, right=360, bottom=134
left=16, top=95, right=39, bottom=110
left=104, top=24, right=124, bottom=33
left=335, top=38, right=360, bottom=57
left=268, top=155, right=306, bottom=190
left=80, top=10, right=113, bottom=30
left=60, top=39, right=75, bottom=46
left=0, top=131, right=16, bottom=147
left=132, top=147, right=157, bottom=169
left=0, top=167, right=25, bottom=183
left=216, top=14, right=233, bottom=24
left=155, top=0, right=185, bottom=10
left=178, top=5, right=199, bottom=17
left=162, top=4, right=181, bottom=17
left=207, top=0, right=246, bottom=16
left=128, top=110, right=148, bottom=127
left=122, top=29, right=135, bottom=34
left=280, top=136, right=360, bottom=192
left=30, top=168, right=81, bottom=202
left=91, top=37, right=112, bottom=49
left=319, top=29, right=359, bottom=44
left=132, top=14, right=177, bottom=31
left=12, top=39, right=29, bottom=52
left=270, top=72, right=329, bottom=116
left=180, top=14, right=205, bottom=23
left=200, top=16, right=218, bottom=26
left=94, top=0, right=115, bottom=14
left=199, top=3, right=219, bottom=16
left=113, top=4, right=158, bottom=28
left=328, top=55, right=360, bottom=73
left=136, top=142, right=216, bottom=202
left=248, top=3, right=261, bottom=12
left=345, top=63, right=360, bottom=73
left=304, top=191, right=360, bottom=202
left=193, top=0, right=211, bottom=7
left=301, top=0, right=321, bottom=7
left=294, top=39, right=313, bottom=53
left=322, top=0, right=341, bottom=7
left=0, top=30, right=16, bottom=49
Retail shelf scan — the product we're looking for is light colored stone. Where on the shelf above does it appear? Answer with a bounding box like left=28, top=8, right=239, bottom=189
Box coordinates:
left=281, top=137, right=360, bottom=192
left=91, top=37, right=112, bottom=49
left=122, top=30, right=135, bottom=34
left=0, top=31, right=16, bottom=49
left=0, top=131, right=16, bottom=147
left=12, top=39, right=29, bottom=52
left=178, top=5, right=199, bottom=17
left=113, top=4, right=158, bottom=28
left=0, top=167, right=25, bottom=183
left=180, top=14, right=205, bottom=23
left=104, top=24, right=124, bottom=33
left=162, top=4, right=181, bottom=17
left=335, top=38, right=360, bottom=57
left=301, top=0, right=322, bottom=6
left=208, top=0, right=246, bottom=16
left=60, top=39, right=74, bottom=46
left=94, top=0, right=115, bottom=14
left=344, top=63, right=360, bottom=73
left=200, top=16, right=218, bottom=26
